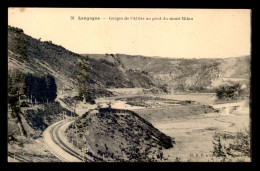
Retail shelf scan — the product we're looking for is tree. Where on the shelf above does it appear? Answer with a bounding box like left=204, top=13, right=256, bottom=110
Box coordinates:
left=25, top=73, right=57, bottom=104
left=161, top=84, right=168, bottom=93
left=177, top=83, right=185, bottom=91
left=25, top=73, right=33, bottom=102
left=8, top=69, right=27, bottom=136
left=8, top=74, right=13, bottom=94
left=26, top=74, right=39, bottom=104
left=8, top=69, right=26, bottom=95
left=215, top=83, right=243, bottom=101
left=44, top=75, right=57, bottom=102
left=38, top=77, right=47, bottom=103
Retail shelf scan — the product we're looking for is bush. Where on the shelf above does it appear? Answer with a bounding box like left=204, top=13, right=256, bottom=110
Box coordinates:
left=8, top=26, right=24, bottom=33
left=160, top=84, right=169, bottom=93
left=212, top=129, right=250, bottom=161
left=215, top=83, right=244, bottom=101
left=20, top=101, right=29, bottom=107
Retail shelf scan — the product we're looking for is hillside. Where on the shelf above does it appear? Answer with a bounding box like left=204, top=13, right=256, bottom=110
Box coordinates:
left=8, top=25, right=250, bottom=162
left=8, top=26, right=158, bottom=103
left=7, top=26, right=163, bottom=161
left=8, top=27, right=78, bottom=90
left=9, top=25, right=250, bottom=98
left=83, top=53, right=251, bottom=93
left=66, top=108, right=174, bottom=162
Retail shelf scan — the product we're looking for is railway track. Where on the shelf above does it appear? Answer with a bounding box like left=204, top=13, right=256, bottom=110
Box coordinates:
left=8, top=152, right=31, bottom=162
left=49, top=119, right=92, bottom=162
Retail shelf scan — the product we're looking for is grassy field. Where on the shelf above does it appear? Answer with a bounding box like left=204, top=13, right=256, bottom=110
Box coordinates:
left=155, top=93, right=217, bottom=105
left=132, top=105, right=216, bottom=123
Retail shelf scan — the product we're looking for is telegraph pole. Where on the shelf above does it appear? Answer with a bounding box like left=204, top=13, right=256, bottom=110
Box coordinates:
left=74, top=100, right=79, bottom=148
left=81, top=148, right=88, bottom=162
left=81, top=149, right=84, bottom=162
left=64, top=111, right=66, bottom=121
left=75, top=124, right=79, bottom=148
left=83, top=135, right=89, bottom=162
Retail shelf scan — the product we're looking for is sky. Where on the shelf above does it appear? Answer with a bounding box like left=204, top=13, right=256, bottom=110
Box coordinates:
left=8, top=8, right=251, bottom=58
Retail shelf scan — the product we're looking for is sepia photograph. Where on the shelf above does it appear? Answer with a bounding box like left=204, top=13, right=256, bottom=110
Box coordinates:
left=7, top=8, right=251, bottom=162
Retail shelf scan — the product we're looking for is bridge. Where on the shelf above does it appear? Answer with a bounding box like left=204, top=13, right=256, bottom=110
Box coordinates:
left=211, top=101, right=246, bottom=115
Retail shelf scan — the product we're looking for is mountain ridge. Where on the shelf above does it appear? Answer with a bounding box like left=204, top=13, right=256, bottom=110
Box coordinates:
left=83, top=53, right=250, bottom=92
left=8, top=26, right=158, bottom=102
left=8, top=25, right=250, bottom=97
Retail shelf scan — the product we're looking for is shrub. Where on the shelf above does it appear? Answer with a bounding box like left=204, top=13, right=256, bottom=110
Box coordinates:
left=215, top=83, right=244, bottom=101
left=8, top=26, right=24, bottom=33
left=212, top=129, right=250, bottom=161
left=20, top=101, right=29, bottom=107
left=160, top=84, right=169, bottom=93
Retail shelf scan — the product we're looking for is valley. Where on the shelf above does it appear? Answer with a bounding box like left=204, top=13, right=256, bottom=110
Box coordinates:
left=7, top=25, right=251, bottom=162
